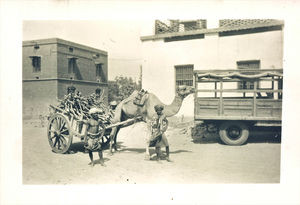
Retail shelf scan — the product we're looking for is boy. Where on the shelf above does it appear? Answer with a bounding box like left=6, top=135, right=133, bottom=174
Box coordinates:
left=150, top=104, right=171, bottom=162
left=84, top=107, right=106, bottom=167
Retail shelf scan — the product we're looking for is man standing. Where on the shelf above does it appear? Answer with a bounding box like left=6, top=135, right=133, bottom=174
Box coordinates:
left=149, top=104, right=171, bottom=162
left=84, top=107, right=106, bottom=167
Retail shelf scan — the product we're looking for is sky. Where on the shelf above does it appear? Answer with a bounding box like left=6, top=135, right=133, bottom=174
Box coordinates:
left=23, top=20, right=152, bottom=81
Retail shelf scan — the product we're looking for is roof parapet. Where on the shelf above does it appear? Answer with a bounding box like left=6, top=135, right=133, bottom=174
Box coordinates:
left=141, top=19, right=284, bottom=41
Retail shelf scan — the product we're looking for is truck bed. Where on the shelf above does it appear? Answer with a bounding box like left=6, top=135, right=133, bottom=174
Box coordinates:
left=195, top=97, right=282, bottom=121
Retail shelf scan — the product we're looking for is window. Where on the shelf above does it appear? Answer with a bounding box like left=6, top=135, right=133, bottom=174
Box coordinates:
left=96, top=63, right=102, bottom=77
left=237, top=60, right=260, bottom=89
left=68, top=58, right=77, bottom=74
left=31, top=56, right=41, bottom=72
left=175, top=64, right=194, bottom=87
left=96, top=63, right=106, bottom=82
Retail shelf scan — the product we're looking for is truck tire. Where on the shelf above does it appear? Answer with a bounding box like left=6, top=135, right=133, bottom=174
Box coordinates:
left=219, top=121, right=249, bottom=145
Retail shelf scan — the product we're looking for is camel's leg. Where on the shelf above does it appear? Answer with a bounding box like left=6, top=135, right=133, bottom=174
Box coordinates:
left=165, top=146, right=172, bottom=162
left=144, top=135, right=151, bottom=160
left=145, top=145, right=151, bottom=160
left=109, top=127, right=117, bottom=155
left=144, top=121, right=152, bottom=160
left=109, top=126, right=121, bottom=155
left=113, top=127, right=121, bottom=152
left=109, top=104, right=123, bottom=155
left=155, top=147, right=161, bottom=161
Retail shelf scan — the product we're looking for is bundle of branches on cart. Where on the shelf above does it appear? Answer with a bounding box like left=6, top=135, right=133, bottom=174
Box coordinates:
left=52, top=92, right=114, bottom=125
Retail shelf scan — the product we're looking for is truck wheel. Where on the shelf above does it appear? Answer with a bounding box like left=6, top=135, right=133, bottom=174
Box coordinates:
left=219, top=121, right=249, bottom=145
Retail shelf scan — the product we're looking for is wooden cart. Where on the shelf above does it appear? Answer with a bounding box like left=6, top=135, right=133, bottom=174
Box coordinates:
left=47, top=105, right=140, bottom=154
left=194, top=69, right=283, bottom=145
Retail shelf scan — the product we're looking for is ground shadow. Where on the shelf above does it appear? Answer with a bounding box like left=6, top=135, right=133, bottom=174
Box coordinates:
left=192, top=129, right=281, bottom=145
left=93, top=158, right=110, bottom=164
left=120, top=148, right=145, bottom=153
left=67, top=141, right=123, bottom=154
left=192, top=138, right=223, bottom=145
left=68, top=142, right=86, bottom=154
left=119, top=146, right=191, bottom=155
left=170, top=149, right=192, bottom=154
left=149, top=155, right=174, bottom=162
left=192, top=132, right=223, bottom=145
left=86, top=158, right=111, bottom=167
left=247, top=132, right=281, bottom=143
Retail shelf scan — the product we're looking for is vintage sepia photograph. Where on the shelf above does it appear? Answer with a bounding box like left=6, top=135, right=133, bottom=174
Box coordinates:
left=2, top=1, right=300, bottom=205
left=22, top=19, right=283, bottom=184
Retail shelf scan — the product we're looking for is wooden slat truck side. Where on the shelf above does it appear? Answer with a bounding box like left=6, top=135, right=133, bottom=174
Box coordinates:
left=193, top=69, right=283, bottom=145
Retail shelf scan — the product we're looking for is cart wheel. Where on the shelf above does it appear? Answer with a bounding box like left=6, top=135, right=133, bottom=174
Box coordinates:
left=47, top=113, right=73, bottom=153
left=219, top=121, right=249, bottom=145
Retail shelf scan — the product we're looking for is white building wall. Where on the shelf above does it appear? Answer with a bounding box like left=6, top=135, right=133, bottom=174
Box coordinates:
left=141, top=29, right=283, bottom=117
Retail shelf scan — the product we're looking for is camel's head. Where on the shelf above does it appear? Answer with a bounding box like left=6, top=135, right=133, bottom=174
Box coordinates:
left=176, top=85, right=195, bottom=99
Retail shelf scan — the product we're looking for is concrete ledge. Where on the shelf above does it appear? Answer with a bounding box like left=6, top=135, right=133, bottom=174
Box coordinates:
left=23, top=78, right=108, bottom=86
left=23, top=38, right=107, bottom=56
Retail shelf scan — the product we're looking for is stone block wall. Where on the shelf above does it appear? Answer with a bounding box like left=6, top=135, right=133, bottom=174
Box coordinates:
left=22, top=42, right=58, bottom=79
left=23, top=80, right=58, bottom=119
left=23, top=38, right=109, bottom=120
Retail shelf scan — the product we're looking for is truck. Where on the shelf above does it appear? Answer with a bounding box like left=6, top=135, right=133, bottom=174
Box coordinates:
left=193, top=69, right=283, bottom=145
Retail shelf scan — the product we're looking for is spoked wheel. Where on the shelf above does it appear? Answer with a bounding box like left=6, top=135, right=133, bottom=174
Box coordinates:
left=47, top=113, right=73, bottom=153
left=219, top=121, right=249, bottom=145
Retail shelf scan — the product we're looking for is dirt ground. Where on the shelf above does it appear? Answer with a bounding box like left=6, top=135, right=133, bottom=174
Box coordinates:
left=23, top=121, right=281, bottom=184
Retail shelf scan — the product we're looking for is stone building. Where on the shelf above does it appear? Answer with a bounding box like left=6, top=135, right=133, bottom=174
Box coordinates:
left=23, top=38, right=108, bottom=119
left=140, top=19, right=284, bottom=116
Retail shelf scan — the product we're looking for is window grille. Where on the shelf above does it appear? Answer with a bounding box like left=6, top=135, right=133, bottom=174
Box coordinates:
left=237, top=60, right=260, bottom=89
left=96, top=63, right=106, bottom=82
left=175, top=64, right=194, bottom=87
left=31, top=56, right=41, bottom=73
left=96, top=63, right=102, bottom=77
left=68, top=58, right=77, bottom=74
left=155, top=20, right=206, bottom=34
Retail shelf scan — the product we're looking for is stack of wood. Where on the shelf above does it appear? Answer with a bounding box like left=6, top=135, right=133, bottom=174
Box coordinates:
left=54, top=92, right=114, bottom=124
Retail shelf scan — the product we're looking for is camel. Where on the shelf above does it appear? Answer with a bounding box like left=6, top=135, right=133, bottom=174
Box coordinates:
left=109, top=85, right=195, bottom=159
